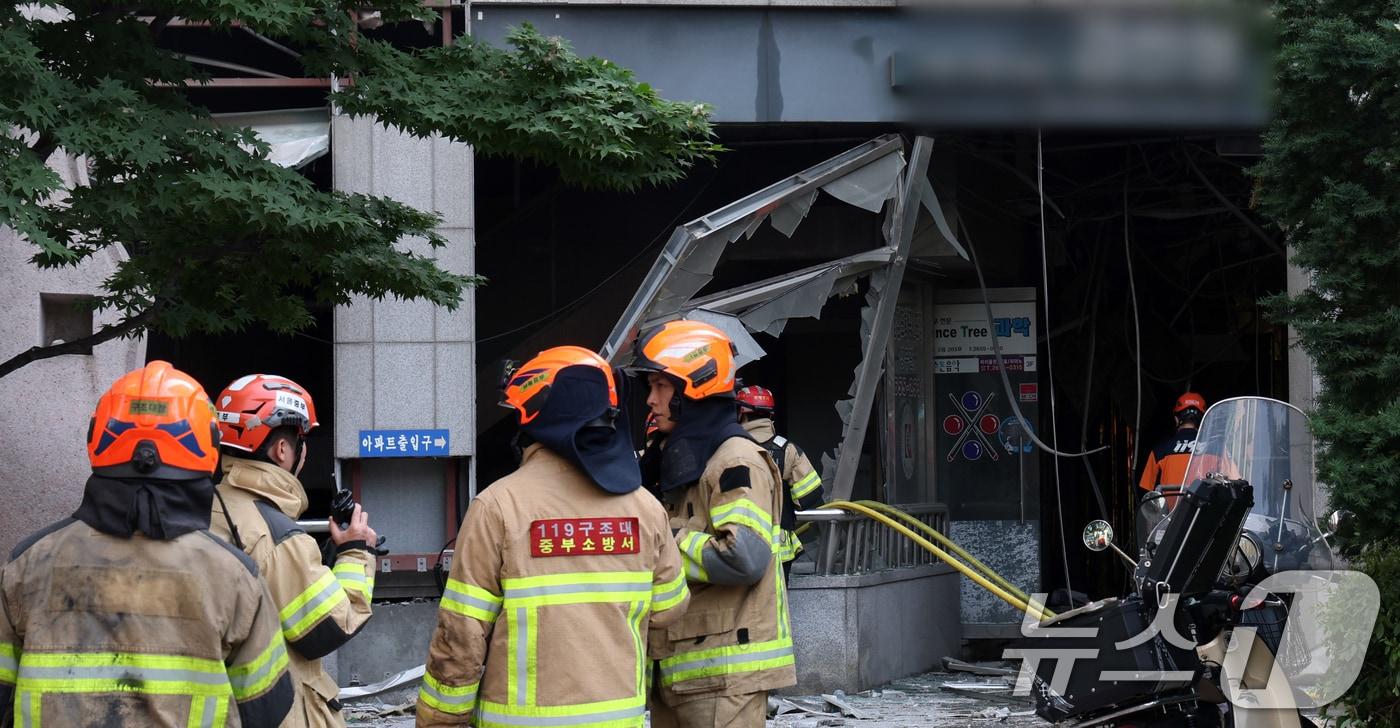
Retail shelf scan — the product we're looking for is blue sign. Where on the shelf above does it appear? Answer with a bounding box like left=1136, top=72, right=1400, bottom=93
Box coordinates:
left=359, top=429, right=449, bottom=458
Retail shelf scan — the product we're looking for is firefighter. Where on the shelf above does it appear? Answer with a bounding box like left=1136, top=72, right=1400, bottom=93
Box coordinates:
left=736, top=385, right=826, bottom=580
left=0, top=361, right=293, bottom=726
left=1137, top=392, right=1207, bottom=501
left=211, top=374, right=376, bottom=727
left=417, top=346, right=688, bottom=727
left=632, top=321, right=796, bottom=728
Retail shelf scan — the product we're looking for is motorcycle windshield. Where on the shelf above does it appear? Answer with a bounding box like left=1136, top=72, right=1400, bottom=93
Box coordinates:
left=1178, top=397, right=1329, bottom=572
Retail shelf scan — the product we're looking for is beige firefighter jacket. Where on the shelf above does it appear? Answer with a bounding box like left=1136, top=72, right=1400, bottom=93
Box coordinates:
left=649, top=436, right=797, bottom=706
left=417, top=445, right=688, bottom=728
left=0, top=519, right=293, bottom=727
left=211, top=457, right=375, bottom=728
left=741, top=418, right=826, bottom=561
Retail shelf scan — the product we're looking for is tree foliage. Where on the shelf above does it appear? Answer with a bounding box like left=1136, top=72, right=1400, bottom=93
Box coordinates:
left=0, top=1, right=718, bottom=376
left=1253, top=0, right=1400, bottom=720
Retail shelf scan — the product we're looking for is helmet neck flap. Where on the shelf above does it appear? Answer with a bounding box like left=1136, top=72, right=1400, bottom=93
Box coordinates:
left=654, top=390, right=752, bottom=493
left=519, top=365, right=641, bottom=495
left=74, top=474, right=214, bottom=540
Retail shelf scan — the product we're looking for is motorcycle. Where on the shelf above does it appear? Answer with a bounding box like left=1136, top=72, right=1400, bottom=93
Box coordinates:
left=1016, top=397, right=1355, bottom=727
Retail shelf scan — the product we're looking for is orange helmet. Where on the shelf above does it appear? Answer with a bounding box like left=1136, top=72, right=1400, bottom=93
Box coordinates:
left=630, top=320, right=738, bottom=400
left=215, top=374, right=318, bottom=453
left=736, top=385, right=776, bottom=415
left=1174, top=392, right=1206, bottom=415
left=502, top=346, right=619, bottom=425
left=88, top=361, right=220, bottom=479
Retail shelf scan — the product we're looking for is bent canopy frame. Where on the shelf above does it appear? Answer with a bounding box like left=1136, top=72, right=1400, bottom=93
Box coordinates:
left=603, top=135, right=965, bottom=501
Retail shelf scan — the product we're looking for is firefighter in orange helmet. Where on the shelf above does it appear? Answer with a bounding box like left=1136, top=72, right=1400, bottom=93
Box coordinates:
left=210, top=374, right=376, bottom=727
left=632, top=321, right=795, bottom=728
left=1138, top=392, right=1207, bottom=503
left=736, top=385, right=826, bottom=581
left=417, top=346, right=687, bottom=726
left=0, top=361, right=293, bottom=726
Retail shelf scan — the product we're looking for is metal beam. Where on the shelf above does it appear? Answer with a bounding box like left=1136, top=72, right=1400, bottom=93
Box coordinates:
left=599, top=134, right=904, bottom=362
left=682, top=248, right=894, bottom=318
left=155, top=77, right=332, bottom=88
left=827, top=136, right=933, bottom=502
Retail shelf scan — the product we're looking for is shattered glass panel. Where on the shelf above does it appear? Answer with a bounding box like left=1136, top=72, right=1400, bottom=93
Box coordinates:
left=684, top=309, right=766, bottom=368
left=742, top=210, right=769, bottom=240
left=919, top=177, right=969, bottom=260
left=769, top=189, right=819, bottom=238
left=821, top=151, right=905, bottom=213
left=648, top=232, right=727, bottom=319
left=737, top=267, right=841, bottom=337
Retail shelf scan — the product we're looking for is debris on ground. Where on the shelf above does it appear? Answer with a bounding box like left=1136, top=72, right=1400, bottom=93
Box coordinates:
left=769, top=667, right=1043, bottom=728
left=347, top=665, right=1047, bottom=727
left=821, top=691, right=871, bottom=720
left=943, top=658, right=1016, bottom=677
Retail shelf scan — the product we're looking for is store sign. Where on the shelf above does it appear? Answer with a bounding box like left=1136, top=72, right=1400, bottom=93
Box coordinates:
left=933, top=302, right=1037, bottom=357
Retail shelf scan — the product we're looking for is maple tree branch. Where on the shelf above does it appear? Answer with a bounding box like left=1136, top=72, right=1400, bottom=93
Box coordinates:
left=0, top=308, right=154, bottom=380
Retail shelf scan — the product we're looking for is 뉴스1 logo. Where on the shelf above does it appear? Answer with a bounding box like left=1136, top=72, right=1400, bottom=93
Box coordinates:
left=683, top=344, right=711, bottom=362
left=128, top=399, right=169, bottom=416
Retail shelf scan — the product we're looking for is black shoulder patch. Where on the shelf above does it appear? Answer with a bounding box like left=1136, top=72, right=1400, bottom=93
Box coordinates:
left=198, top=530, right=259, bottom=576
left=288, top=617, right=360, bottom=660
left=719, top=466, right=751, bottom=493
left=10, top=518, right=77, bottom=562
left=255, top=500, right=306, bottom=545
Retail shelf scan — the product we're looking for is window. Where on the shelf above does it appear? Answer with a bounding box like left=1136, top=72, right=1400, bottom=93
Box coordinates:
left=40, top=293, right=94, bottom=354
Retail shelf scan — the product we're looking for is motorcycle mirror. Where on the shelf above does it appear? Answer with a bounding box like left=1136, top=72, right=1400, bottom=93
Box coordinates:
left=1327, top=509, right=1355, bottom=536
left=1082, top=520, right=1115, bottom=552
left=1140, top=491, right=1167, bottom=520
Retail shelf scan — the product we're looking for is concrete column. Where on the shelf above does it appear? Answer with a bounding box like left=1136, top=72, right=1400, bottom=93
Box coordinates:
left=1285, top=254, right=1319, bottom=412
left=1286, top=250, right=1324, bottom=514
left=330, top=116, right=475, bottom=550
left=0, top=154, right=145, bottom=555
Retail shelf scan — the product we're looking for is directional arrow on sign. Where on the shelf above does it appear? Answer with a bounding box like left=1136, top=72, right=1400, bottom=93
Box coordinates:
left=434, top=437, right=447, bottom=448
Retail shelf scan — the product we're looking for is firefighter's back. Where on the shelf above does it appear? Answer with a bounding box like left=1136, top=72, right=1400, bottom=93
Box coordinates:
left=3, top=519, right=278, bottom=727
left=472, top=446, right=676, bottom=723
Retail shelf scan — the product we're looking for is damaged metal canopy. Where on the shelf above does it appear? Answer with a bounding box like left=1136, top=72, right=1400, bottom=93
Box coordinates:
left=212, top=107, right=330, bottom=169
left=600, top=134, right=906, bottom=364
left=602, top=134, right=936, bottom=503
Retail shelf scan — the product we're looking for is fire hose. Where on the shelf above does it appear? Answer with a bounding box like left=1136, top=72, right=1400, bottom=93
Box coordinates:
left=804, top=500, right=1054, bottom=621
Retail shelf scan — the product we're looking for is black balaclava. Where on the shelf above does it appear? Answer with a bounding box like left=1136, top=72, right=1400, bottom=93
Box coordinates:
left=654, top=381, right=752, bottom=493
left=521, top=365, right=642, bottom=494
left=74, top=475, right=214, bottom=539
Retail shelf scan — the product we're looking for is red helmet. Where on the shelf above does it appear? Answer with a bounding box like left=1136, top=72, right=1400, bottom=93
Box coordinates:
left=1174, top=392, right=1206, bottom=416
left=88, top=361, right=220, bottom=479
left=736, top=385, right=776, bottom=416
left=215, top=374, right=318, bottom=453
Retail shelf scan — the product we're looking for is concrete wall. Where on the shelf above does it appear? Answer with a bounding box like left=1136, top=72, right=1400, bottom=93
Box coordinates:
left=331, top=116, right=476, bottom=462
left=334, top=600, right=438, bottom=688
left=0, top=154, right=146, bottom=555
left=472, top=5, right=1267, bottom=127
left=786, top=564, right=962, bottom=694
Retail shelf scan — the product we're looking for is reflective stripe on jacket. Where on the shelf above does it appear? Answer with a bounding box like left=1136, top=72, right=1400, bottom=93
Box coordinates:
left=212, top=457, right=374, bottom=728
left=741, top=419, right=825, bottom=563
left=650, top=436, right=797, bottom=705
left=417, top=445, right=688, bottom=727
left=0, top=519, right=293, bottom=727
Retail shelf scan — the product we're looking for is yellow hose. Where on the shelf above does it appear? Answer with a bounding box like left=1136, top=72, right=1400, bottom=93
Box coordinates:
left=849, top=500, right=1033, bottom=605
left=821, top=500, right=1054, bottom=620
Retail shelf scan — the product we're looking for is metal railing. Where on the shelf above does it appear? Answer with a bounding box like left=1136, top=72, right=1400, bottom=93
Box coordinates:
left=798, top=503, right=949, bottom=577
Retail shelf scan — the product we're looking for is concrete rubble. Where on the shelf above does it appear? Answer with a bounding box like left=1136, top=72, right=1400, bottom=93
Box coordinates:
left=346, top=666, right=1044, bottom=728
